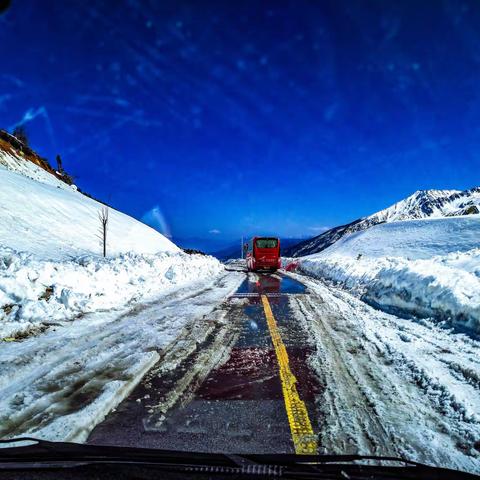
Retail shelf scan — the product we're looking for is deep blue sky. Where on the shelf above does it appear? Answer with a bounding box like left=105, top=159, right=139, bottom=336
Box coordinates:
left=1, top=1, right=480, bottom=247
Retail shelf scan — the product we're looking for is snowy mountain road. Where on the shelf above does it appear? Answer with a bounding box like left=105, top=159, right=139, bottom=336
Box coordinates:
left=2, top=264, right=478, bottom=474
left=88, top=273, right=322, bottom=454
left=88, top=270, right=480, bottom=474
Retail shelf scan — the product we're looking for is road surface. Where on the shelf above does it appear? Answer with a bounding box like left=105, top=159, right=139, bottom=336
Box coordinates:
left=88, top=267, right=480, bottom=473
left=88, top=271, right=320, bottom=454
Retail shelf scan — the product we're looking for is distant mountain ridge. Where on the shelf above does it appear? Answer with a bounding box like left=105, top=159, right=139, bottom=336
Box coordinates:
left=285, top=188, right=480, bottom=257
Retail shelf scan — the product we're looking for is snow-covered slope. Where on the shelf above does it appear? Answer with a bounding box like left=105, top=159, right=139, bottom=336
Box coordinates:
left=287, top=188, right=480, bottom=257
left=0, top=142, right=72, bottom=191
left=0, top=141, right=224, bottom=339
left=322, top=215, right=480, bottom=259
left=297, top=215, right=480, bottom=333
left=0, top=148, right=177, bottom=260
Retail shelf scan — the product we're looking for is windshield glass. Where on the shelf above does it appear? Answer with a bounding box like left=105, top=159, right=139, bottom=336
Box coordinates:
left=1, top=1, right=480, bottom=477
left=255, top=238, right=278, bottom=249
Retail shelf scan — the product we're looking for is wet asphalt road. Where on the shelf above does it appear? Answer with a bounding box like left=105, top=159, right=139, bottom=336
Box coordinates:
left=88, top=272, right=322, bottom=453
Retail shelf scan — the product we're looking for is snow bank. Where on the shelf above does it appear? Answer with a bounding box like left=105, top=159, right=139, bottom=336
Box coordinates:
left=0, top=160, right=177, bottom=260
left=0, top=246, right=223, bottom=338
left=0, top=270, right=243, bottom=443
left=297, top=215, right=480, bottom=333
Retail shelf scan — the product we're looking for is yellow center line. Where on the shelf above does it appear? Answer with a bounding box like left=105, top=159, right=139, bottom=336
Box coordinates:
left=261, top=294, right=318, bottom=455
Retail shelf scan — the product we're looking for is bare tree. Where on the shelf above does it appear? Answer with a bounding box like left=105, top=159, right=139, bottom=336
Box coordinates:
left=56, top=154, right=64, bottom=174
left=98, top=207, right=109, bottom=257
left=12, top=125, right=29, bottom=146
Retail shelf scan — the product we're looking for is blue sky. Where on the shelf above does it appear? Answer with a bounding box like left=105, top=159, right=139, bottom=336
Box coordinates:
left=1, top=1, right=480, bottom=248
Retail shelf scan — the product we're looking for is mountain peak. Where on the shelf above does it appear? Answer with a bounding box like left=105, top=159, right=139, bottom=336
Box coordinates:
left=286, top=186, right=480, bottom=257
left=409, top=188, right=460, bottom=199
left=366, top=189, right=463, bottom=224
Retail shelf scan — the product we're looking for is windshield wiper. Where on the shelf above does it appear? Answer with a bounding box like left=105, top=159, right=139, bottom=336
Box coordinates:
left=0, top=438, right=478, bottom=479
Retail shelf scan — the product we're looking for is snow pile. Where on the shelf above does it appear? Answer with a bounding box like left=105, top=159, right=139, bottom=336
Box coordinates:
left=0, top=247, right=223, bottom=338
left=297, top=215, right=480, bottom=333
left=0, top=270, right=243, bottom=443
left=0, top=160, right=177, bottom=260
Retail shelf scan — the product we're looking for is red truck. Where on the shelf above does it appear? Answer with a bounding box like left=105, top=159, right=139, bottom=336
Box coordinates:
left=245, top=237, right=281, bottom=272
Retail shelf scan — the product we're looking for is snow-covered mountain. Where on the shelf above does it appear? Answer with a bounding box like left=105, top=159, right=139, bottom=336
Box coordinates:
left=0, top=132, right=178, bottom=259
left=286, top=188, right=480, bottom=257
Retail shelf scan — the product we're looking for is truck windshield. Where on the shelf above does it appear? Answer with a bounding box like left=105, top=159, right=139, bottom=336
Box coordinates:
left=255, top=239, right=278, bottom=249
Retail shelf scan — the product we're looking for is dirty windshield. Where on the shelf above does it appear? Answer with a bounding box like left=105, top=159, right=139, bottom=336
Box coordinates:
left=1, top=1, right=480, bottom=478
